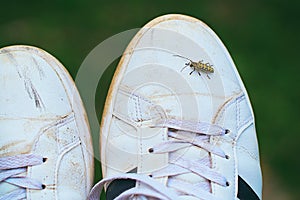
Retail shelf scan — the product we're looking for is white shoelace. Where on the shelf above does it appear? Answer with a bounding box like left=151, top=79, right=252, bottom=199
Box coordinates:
left=88, top=119, right=229, bottom=200
left=0, top=154, right=45, bottom=200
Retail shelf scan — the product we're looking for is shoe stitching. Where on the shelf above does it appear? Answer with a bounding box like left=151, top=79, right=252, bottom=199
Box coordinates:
left=30, top=113, right=75, bottom=154
left=119, top=85, right=155, bottom=106
left=237, top=117, right=253, bottom=135
left=211, top=94, right=245, bottom=197
left=211, top=137, right=217, bottom=195
left=28, top=112, right=76, bottom=199
left=132, top=95, right=140, bottom=122
left=138, top=129, right=143, bottom=188
left=54, top=139, right=81, bottom=199
left=137, top=95, right=143, bottom=121
left=236, top=122, right=258, bottom=161
left=236, top=94, right=247, bottom=129
left=118, top=87, right=169, bottom=185
left=213, top=92, right=244, bottom=125
left=236, top=145, right=259, bottom=161
left=233, top=141, right=238, bottom=199
left=237, top=96, right=241, bottom=128
left=235, top=96, right=239, bottom=136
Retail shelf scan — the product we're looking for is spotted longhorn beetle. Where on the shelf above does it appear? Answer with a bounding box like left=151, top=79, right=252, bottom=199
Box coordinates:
left=174, top=54, right=214, bottom=79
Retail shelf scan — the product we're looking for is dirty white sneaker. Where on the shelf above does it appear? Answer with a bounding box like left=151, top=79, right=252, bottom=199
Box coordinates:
left=0, top=45, right=94, bottom=199
left=89, top=14, right=262, bottom=200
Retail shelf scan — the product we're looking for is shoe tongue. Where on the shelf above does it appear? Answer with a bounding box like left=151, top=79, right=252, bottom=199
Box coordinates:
left=115, top=84, right=217, bottom=196
left=117, top=89, right=213, bottom=191
left=106, top=178, right=136, bottom=200
left=168, top=132, right=211, bottom=193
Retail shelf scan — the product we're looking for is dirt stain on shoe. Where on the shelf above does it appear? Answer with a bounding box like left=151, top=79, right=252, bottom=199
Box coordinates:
left=0, top=140, right=31, bottom=155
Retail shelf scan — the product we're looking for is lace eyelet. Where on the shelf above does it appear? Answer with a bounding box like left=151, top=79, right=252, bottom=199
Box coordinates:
left=148, top=148, right=154, bottom=153
left=225, top=129, right=230, bottom=134
left=42, top=184, right=46, bottom=189
left=43, top=157, right=48, bottom=162
left=225, top=155, right=230, bottom=160
left=226, top=181, right=230, bottom=187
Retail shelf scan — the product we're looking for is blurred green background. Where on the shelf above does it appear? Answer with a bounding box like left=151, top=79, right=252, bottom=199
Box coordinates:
left=1, top=0, right=299, bottom=199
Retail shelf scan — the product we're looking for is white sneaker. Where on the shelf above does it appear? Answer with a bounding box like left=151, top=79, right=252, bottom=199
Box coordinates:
left=0, top=45, right=94, bottom=199
left=89, top=14, right=262, bottom=200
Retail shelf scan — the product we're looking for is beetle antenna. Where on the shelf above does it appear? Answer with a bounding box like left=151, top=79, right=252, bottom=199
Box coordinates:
left=173, top=54, right=192, bottom=62
left=180, top=65, right=189, bottom=72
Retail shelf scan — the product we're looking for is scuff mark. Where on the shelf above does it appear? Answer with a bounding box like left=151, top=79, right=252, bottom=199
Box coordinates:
left=6, top=52, right=22, bottom=79
left=22, top=69, right=45, bottom=111
left=31, top=56, right=45, bottom=79
left=7, top=52, right=45, bottom=111
left=30, top=82, right=45, bottom=110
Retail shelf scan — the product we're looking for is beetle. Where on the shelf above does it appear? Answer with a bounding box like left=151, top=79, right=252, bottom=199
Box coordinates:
left=173, top=54, right=214, bottom=79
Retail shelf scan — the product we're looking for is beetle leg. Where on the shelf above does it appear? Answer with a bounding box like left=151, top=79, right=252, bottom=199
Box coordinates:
left=189, top=68, right=195, bottom=75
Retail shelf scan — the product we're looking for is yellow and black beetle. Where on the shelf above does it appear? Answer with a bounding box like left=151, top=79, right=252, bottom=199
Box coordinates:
left=174, top=55, right=214, bottom=79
